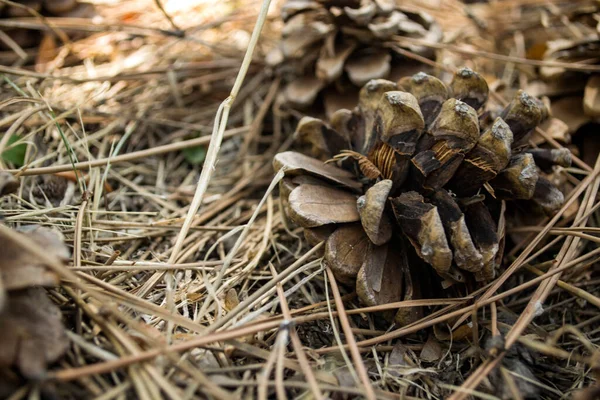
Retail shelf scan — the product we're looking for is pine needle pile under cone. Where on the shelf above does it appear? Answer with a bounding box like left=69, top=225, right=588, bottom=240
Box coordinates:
left=275, top=67, right=570, bottom=324
left=268, top=0, right=442, bottom=113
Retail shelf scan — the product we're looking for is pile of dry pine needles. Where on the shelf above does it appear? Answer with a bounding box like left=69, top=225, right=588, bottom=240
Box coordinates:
left=1, top=0, right=599, bottom=399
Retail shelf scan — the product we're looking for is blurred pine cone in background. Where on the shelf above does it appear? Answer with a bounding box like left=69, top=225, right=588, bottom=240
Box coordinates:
left=267, top=0, right=442, bottom=116
left=274, top=68, right=570, bottom=323
left=482, top=0, right=600, bottom=167
left=0, top=0, right=95, bottom=51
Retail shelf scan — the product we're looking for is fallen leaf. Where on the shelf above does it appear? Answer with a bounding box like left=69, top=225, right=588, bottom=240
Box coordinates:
left=0, top=287, right=69, bottom=379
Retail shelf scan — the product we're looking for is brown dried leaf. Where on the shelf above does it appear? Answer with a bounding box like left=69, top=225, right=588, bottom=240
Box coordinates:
left=288, top=184, right=359, bottom=227
left=0, top=226, right=68, bottom=291
left=391, top=191, right=452, bottom=273
left=433, top=323, right=472, bottom=342
left=324, top=223, right=370, bottom=285
left=0, top=287, right=68, bottom=379
left=274, top=151, right=361, bottom=191
left=419, top=336, right=442, bottom=362
left=0, top=172, right=19, bottom=197
left=35, top=33, right=57, bottom=73
left=357, top=179, right=392, bottom=245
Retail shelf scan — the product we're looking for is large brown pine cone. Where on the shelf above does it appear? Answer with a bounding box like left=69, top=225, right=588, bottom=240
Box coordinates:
left=268, top=0, right=442, bottom=112
left=274, top=68, right=570, bottom=324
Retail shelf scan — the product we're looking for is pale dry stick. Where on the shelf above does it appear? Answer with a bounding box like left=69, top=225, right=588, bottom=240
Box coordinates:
left=198, top=169, right=284, bottom=321
left=73, top=198, right=88, bottom=336
left=275, top=327, right=289, bottom=400
left=164, top=0, right=272, bottom=267
left=258, top=328, right=281, bottom=400
left=325, top=267, right=377, bottom=400
left=7, top=127, right=246, bottom=176
left=269, top=263, right=325, bottom=400
left=448, top=156, right=600, bottom=400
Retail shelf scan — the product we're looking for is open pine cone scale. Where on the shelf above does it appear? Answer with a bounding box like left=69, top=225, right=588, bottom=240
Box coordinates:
left=275, top=68, right=570, bottom=324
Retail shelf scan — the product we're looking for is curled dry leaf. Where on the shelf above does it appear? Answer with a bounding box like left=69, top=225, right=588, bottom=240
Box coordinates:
left=419, top=336, right=443, bottom=363
left=288, top=183, right=360, bottom=227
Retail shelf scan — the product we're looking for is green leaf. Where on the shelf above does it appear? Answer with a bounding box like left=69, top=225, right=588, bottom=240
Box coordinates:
left=183, top=145, right=207, bottom=166
left=1, top=135, right=27, bottom=167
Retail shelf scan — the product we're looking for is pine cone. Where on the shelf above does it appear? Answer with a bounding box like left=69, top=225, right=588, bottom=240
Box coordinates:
left=0, top=0, right=95, bottom=50
left=268, top=0, right=442, bottom=112
left=274, top=68, right=569, bottom=323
